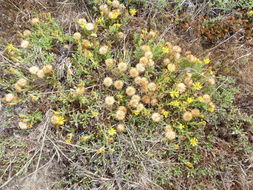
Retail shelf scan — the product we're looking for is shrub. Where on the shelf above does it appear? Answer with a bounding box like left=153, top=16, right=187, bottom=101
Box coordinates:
left=1, top=0, right=252, bottom=188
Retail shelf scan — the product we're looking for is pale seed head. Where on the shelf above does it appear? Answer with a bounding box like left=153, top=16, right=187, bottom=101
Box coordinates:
left=182, top=111, right=193, bottom=121
left=118, top=62, right=128, bottom=72
left=126, top=86, right=136, bottom=96
left=20, top=40, right=29, bottom=48
left=115, top=110, right=126, bottom=120
left=105, top=58, right=115, bottom=67
left=114, top=80, right=124, bottom=89
left=42, top=65, right=53, bottom=74
left=141, top=45, right=151, bottom=52
left=31, top=18, right=39, bottom=25
left=191, top=109, right=200, bottom=117
left=99, top=46, right=109, bottom=55
left=18, top=121, right=28, bottom=129
left=118, top=106, right=127, bottom=114
left=105, top=96, right=115, bottom=106
left=147, top=82, right=157, bottom=92
left=136, top=63, right=145, bottom=73
left=142, top=95, right=150, bottom=104
left=151, top=113, right=161, bottom=122
left=73, top=32, right=81, bottom=40
left=176, top=83, right=186, bottom=93
left=116, top=124, right=125, bottom=132
left=86, top=23, right=95, bottom=31
left=16, top=78, right=27, bottom=87
left=139, top=57, right=149, bottom=65
left=29, top=66, right=39, bottom=75
left=165, top=131, right=176, bottom=141
left=36, top=70, right=45, bottom=78
left=129, top=68, right=139, bottom=78
left=23, top=30, right=32, bottom=37
left=203, top=94, right=211, bottom=103
left=4, top=93, right=15, bottom=102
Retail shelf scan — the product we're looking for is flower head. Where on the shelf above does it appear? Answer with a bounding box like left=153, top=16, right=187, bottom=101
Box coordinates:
left=115, top=110, right=126, bottom=120
left=182, top=111, right=193, bottom=121
left=116, top=124, right=125, bottom=132
left=99, top=45, right=109, bottom=55
left=118, top=62, right=128, bottom=72
left=176, top=83, right=186, bottom=93
left=103, top=77, right=113, bottom=87
left=31, top=18, right=39, bottom=25
left=51, top=115, right=65, bottom=126
left=192, top=82, right=202, bottom=90
left=165, top=131, right=176, bottom=141
left=114, top=80, right=124, bottom=89
left=203, top=94, right=211, bottom=103
left=42, top=65, right=53, bottom=74
left=37, top=70, right=45, bottom=78
left=151, top=113, right=161, bottom=122
left=86, top=23, right=95, bottom=31
left=20, top=40, right=29, bottom=48
left=147, top=82, right=157, bottom=92
left=23, top=30, right=32, bottom=37
left=16, top=78, right=27, bottom=87
left=167, top=64, right=176, bottom=72
left=126, top=86, right=136, bottom=96
left=73, top=32, right=81, bottom=40
left=129, top=68, right=139, bottom=78
left=105, top=96, right=115, bottom=106
left=108, top=128, right=117, bottom=136
left=190, top=138, right=198, bottom=147
left=130, top=9, right=137, bottom=16
left=29, top=66, right=39, bottom=75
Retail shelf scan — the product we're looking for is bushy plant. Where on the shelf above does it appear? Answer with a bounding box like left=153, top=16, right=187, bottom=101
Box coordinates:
left=1, top=0, right=252, bottom=188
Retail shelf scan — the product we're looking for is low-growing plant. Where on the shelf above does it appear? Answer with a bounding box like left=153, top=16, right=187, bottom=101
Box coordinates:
left=1, top=0, right=252, bottom=189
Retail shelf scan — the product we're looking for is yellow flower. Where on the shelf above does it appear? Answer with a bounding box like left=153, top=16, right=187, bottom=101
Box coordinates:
left=198, top=121, right=206, bottom=125
left=51, top=115, right=66, bottom=126
left=113, top=23, right=122, bottom=27
left=178, top=124, right=185, bottom=129
left=65, top=139, right=71, bottom=143
left=190, top=138, right=198, bottom=147
left=108, top=128, right=117, bottom=136
left=143, top=109, right=151, bottom=115
left=9, top=67, right=15, bottom=72
left=110, top=12, right=121, bottom=19
left=141, top=29, right=148, bottom=34
left=192, top=82, right=202, bottom=90
left=197, top=96, right=204, bottom=102
left=110, top=148, right=115, bottom=152
left=133, top=110, right=140, bottom=116
left=92, top=112, right=99, bottom=117
left=162, top=47, right=169, bottom=54
left=186, top=162, right=193, bottom=168
left=162, top=111, right=169, bottom=118
left=96, top=147, right=105, bottom=154
left=248, top=10, right=253, bottom=16
left=169, top=100, right=180, bottom=107
left=186, top=97, right=194, bottom=104
left=97, top=17, right=104, bottom=23
left=174, top=144, right=179, bottom=149
left=208, top=107, right=215, bottom=112
left=79, top=23, right=87, bottom=29
left=203, top=58, right=210, bottom=64
left=130, top=9, right=137, bottom=16
left=107, top=0, right=112, bottom=4
left=169, top=89, right=179, bottom=98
